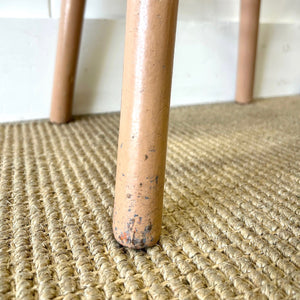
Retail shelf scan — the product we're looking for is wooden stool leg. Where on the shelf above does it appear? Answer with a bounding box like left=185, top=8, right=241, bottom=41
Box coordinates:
left=235, top=0, right=261, bottom=104
left=50, top=0, right=86, bottom=124
left=113, top=0, right=179, bottom=249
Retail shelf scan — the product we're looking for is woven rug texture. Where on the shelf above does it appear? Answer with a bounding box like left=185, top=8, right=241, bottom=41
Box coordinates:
left=0, top=96, right=299, bottom=299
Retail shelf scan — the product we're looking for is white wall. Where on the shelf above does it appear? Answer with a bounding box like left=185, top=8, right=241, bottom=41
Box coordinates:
left=0, top=0, right=299, bottom=122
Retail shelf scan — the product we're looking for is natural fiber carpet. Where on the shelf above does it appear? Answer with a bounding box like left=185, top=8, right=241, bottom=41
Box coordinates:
left=0, top=96, right=299, bottom=299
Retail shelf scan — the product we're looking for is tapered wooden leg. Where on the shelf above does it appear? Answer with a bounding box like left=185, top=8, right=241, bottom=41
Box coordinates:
left=113, top=0, right=179, bottom=249
left=50, top=0, right=86, bottom=123
left=235, top=0, right=261, bottom=104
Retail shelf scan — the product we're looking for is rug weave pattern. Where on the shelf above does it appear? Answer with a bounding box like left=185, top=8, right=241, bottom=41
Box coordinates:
left=0, top=97, right=299, bottom=299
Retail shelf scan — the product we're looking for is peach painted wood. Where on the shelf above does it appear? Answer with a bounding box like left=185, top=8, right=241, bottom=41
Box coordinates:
left=50, top=0, right=86, bottom=123
left=236, top=0, right=261, bottom=104
left=113, top=0, right=179, bottom=249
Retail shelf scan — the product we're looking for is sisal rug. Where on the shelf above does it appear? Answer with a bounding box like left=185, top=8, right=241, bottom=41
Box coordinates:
left=0, top=96, right=299, bottom=299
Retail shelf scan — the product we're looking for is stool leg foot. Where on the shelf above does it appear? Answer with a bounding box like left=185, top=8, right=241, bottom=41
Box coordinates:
left=113, top=0, right=179, bottom=249
left=235, top=0, right=261, bottom=104
left=50, top=0, right=86, bottom=124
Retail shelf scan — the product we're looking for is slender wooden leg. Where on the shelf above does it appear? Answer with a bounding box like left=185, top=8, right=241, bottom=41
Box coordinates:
left=50, top=0, right=86, bottom=124
left=235, top=0, right=261, bottom=104
left=113, top=0, right=179, bottom=249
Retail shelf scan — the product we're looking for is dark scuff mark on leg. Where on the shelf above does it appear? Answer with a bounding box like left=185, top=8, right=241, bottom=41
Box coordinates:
left=119, top=229, right=146, bottom=249
left=127, top=218, right=135, bottom=231
left=118, top=217, right=154, bottom=249
left=145, top=223, right=152, bottom=233
left=149, top=175, right=159, bottom=184
left=144, top=154, right=148, bottom=160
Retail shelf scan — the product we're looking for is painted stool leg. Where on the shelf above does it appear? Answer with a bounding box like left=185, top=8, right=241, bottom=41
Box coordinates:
left=235, top=0, right=261, bottom=104
left=50, top=0, right=86, bottom=124
left=113, top=0, right=179, bottom=249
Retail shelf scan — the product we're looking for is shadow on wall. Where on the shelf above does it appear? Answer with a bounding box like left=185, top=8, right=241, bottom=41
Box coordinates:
left=254, top=22, right=300, bottom=98
left=71, top=2, right=300, bottom=116
left=254, top=2, right=300, bottom=97
left=254, top=23, right=273, bottom=97
left=73, top=19, right=125, bottom=115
